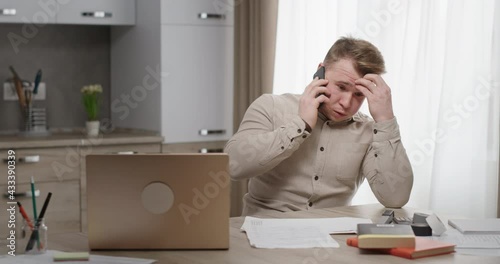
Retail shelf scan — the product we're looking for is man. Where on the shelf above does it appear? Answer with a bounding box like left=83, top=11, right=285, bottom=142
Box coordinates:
left=225, top=37, right=413, bottom=216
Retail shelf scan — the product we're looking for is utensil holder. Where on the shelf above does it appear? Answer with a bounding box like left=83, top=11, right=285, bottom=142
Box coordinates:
left=21, top=106, right=50, bottom=136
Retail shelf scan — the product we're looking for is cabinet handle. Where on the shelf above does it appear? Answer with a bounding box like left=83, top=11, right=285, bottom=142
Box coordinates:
left=199, top=129, right=226, bottom=136
left=0, top=8, right=16, bottom=16
left=81, top=11, right=112, bottom=18
left=198, top=13, right=225, bottom=20
left=4, top=189, right=40, bottom=198
left=199, top=148, right=224, bottom=153
left=113, top=151, right=138, bottom=155
left=3, top=155, right=40, bottom=164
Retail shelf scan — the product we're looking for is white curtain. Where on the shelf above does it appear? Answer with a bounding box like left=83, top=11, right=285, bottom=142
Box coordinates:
left=274, top=0, right=500, bottom=218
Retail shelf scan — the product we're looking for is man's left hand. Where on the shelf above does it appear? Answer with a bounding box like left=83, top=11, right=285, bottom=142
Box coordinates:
left=355, top=74, right=394, bottom=122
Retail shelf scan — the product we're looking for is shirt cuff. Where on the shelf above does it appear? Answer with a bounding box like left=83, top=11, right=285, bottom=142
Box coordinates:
left=372, top=117, right=401, bottom=142
left=285, top=116, right=311, bottom=142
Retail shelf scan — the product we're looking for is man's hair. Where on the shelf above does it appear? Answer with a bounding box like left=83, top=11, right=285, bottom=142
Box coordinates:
left=323, top=36, right=386, bottom=75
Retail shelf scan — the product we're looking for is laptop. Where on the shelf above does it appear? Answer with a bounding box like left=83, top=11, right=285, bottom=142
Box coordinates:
left=86, top=153, right=230, bottom=250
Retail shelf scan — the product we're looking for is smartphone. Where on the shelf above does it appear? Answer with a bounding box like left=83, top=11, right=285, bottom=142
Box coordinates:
left=313, top=66, right=325, bottom=80
left=313, top=67, right=326, bottom=107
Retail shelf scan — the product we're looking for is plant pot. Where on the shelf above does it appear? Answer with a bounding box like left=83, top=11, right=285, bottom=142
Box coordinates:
left=86, top=121, right=100, bottom=137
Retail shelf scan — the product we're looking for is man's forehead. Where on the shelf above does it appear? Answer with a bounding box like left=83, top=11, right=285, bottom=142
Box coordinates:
left=328, top=60, right=361, bottom=80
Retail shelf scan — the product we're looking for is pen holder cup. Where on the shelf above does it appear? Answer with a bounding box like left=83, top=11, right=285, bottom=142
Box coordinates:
left=21, top=218, right=48, bottom=254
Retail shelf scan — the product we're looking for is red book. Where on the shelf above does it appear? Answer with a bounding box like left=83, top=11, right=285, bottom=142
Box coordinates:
left=346, top=237, right=455, bottom=259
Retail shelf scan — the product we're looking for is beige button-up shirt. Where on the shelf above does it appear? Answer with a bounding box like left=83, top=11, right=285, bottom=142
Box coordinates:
left=225, top=94, right=413, bottom=216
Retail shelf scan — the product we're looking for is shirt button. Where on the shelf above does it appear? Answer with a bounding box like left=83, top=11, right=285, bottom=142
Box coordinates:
left=308, top=202, right=313, bottom=207
left=373, top=129, right=378, bottom=134
left=302, top=135, right=307, bottom=138
left=314, top=176, right=319, bottom=181
left=281, top=146, right=284, bottom=150
left=297, top=129, right=302, bottom=133
left=291, top=138, right=294, bottom=142
left=320, top=147, right=324, bottom=151
left=374, top=153, right=378, bottom=157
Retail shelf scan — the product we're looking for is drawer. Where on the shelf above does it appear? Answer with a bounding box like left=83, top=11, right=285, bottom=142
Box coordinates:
left=56, top=0, right=135, bottom=25
left=162, top=141, right=226, bottom=153
left=161, top=0, right=234, bottom=26
left=0, top=0, right=57, bottom=24
left=0, top=180, right=80, bottom=238
left=0, top=147, right=80, bottom=184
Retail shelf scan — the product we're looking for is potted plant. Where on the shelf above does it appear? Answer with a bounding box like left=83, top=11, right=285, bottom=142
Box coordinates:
left=81, top=84, right=102, bottom=136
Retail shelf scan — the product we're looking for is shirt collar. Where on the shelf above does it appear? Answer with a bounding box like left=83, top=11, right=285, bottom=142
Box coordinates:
left=318, top=111, right=363, bottom=126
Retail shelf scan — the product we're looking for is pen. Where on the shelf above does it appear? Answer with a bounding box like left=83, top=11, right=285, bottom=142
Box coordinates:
left=25, top=192, right=52, bottom=252
left=37, top=192, right=52, bottom=220
left=17, top=202, right=34, bottom=230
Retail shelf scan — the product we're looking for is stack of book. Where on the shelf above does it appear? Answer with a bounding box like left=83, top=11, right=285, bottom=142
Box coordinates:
left=347, top=224, right=455, bottom=259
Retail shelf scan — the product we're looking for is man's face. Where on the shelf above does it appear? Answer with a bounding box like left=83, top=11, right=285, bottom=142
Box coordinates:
left=318, top=59, right=365, bottom=122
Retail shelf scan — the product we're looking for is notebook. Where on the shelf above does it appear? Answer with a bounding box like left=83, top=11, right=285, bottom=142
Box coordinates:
left=357, top=224, right=415, bottom=249
left=448, top=219, right=500, bottom=234
left=347, top=237, right=455, bottom=259
left=86, top=153, right=230, bottom=250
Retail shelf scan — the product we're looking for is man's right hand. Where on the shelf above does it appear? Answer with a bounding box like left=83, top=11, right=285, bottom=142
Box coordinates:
left=299, top=78, right=330, bottom=130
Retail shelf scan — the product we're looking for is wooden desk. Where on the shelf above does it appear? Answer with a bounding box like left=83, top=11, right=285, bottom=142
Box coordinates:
left=47, top=204, right=499, bottom=264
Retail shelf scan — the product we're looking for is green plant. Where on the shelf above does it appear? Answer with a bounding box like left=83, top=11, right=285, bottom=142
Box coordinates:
left=81, top=84, right=102, bottom=121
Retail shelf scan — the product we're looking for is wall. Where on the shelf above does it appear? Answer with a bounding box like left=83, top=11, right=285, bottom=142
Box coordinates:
left=0, top=24, right=110, bottom=132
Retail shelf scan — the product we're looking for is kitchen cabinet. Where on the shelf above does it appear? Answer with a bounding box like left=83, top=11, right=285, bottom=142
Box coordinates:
left=162, top=141, right=226, bottom=154
left=111, top=0, right=234, bottom=144
left=161, top=0, right=234, bottom=26
left=56, top=0, right=135, bottom=26
left=0, top=0, right=135, bottom=25
left=0, top=0, right=57, bottom=24
left=0, top=132, right=162, bottom=237
left=0, top=147, right=81, bottom=237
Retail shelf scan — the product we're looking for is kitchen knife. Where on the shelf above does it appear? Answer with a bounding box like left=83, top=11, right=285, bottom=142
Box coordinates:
left=33, top=69, right=42, bottom=94
left=9, top=66, right=27, bottom=109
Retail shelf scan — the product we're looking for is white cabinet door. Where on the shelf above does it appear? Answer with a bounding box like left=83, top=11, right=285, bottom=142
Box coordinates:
left=161, top=0, right=234, bottom=26
left=56, top=0, right=135, bottom=25
left=0, top=0, right=57, bottom=24
left=161, top=25, right=233, bottom=143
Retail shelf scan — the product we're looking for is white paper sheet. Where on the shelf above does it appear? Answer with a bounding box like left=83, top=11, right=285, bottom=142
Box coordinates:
left=240, top=216, right=372, bottom=249
left=241, top=216, right=372, bottom=234
left=0, top=250, right=156, bottom=264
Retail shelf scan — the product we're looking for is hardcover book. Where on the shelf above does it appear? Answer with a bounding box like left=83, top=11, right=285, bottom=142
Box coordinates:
left=347, top=237, right=455, bottom=259
left=357, top=223, right=415, bottom=248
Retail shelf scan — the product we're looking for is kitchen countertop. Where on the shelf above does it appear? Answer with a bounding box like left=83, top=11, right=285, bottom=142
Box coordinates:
left=0, top=128, right=163, bottom=149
